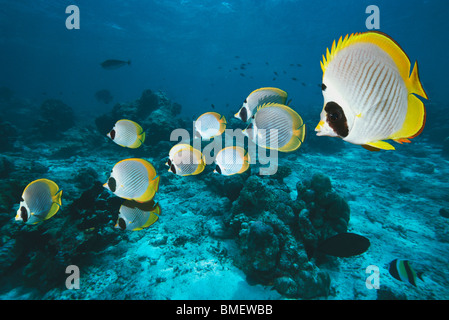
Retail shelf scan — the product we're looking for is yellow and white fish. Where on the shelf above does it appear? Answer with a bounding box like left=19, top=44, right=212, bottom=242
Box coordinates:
left=115, top=200, right=161, bottom=231
left=194, top=112, right=227, bottom=140
left=16, top=179, right=63, bottom=225
left=104, top=158, right=160, bottom=203
left=107, top=119, right=146, bottom=149
left=235, top=87, right=288, bottom=122
left=315, top=31, right=428, bottom=151
left=214, top=146, right=250, bottom=176
left=166, top=143, right=192, bottom=167
left=243, top=103, right=306, bottom=152
left=168, top=145, right=206, bottom=176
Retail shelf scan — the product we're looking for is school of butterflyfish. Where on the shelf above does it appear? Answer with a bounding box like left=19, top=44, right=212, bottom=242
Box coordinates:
left=15, top=31, right=429, bottom=285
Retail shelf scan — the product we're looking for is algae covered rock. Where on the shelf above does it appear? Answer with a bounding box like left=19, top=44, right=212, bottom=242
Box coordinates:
left=34, top=99, right=75, bottom=140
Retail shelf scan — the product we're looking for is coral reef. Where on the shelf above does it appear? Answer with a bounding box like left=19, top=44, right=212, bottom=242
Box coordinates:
left=33, top=99, right=75, bottom=141
left=0, top=121, right=18, bottom=151
left=95, top=89, right=186, bottom=158
left=225, top=171, right=348, bottom=298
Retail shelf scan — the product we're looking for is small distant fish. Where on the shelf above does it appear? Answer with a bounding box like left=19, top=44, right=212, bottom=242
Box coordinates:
left=211, top=104, right=215, bottom=109
left=273, top=77, right=276, bottom=81
left=243, top=103, right=306, bottom=152
left=168, top=145, right=206, bottom=176
left=107, top=119, right=145, bottom=149
left=265, top=62, right=269, bottom=65
left=16, top=179, right=63, bottom=225
left=301, top=82, right=306, bottom=87
left=104, top=158, right=160, bottom=203
left=240, top=73, right=245, bottom=77
left=273, top=71, right=278, bottom=76
left=100, top=59, right=131, bottom=70
left=297, top=63, right=302, bottom=67
left=235, top=87, right=288, bottom=123
left=116, top=200, right=161, bottom=231
left=308, top=232, right=370, bottom=259
left=235, top=55, right=240, bottom=59
left=291, top=77, right=297, bottom=81
left=194, top=112, right=227, bottom=140
left=214, top=146, right=250, bottom=176
left=316, top=32, right=428, bottom=151
left=388, top=259, right=424, bottom=287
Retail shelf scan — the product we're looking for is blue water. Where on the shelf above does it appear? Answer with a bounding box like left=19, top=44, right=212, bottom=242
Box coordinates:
left=1, top=0, right=449, bottom=302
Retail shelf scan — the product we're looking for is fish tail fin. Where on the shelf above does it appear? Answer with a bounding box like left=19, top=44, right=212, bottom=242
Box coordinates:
left=140, top=131, right=146, bottom=144
left=46, top=189, right=62, bottom=221
left=408, top=61, right=428, bottom=99
left=389, top=93, right=426, bottom=142
left=53, top=189, right=63, bottom=207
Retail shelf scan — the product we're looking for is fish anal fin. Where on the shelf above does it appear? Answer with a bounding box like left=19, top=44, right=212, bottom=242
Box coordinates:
left=408, top=61, right=428, bottom=99
left=364, top=141, right=395, bottom=151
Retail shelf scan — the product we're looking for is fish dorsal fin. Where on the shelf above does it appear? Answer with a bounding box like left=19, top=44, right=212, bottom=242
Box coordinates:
left=256, top=102, right=281, bottom=112
left=251, top=87, right=288, bottom=99
left=322, top=32, right=412, bottom=84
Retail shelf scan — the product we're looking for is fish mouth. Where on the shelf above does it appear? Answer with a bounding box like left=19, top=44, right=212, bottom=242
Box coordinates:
left=315, top=120, right=325, bottom=132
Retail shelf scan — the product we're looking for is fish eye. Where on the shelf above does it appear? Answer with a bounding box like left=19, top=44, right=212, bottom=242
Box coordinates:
left=244, top=99, right=247, bottom=104
left=322, top=83, right=327, bottom=91
left=215, top=165, right=222, bottom=175
left=324, top=101, right=349, bottom=137
left=118, top=218, right=126, bottom=230
left=329, top=112, right=341, bottom=122
left=108, top=177, right=117, bottom=192
left=20, top=206, right=28, bottom=222
left=240, top=107, right=248, bottom=122
left=170, top=164, right=177, bottom=174
left=110, top=129, right=116, bottom=140
left=325, top=102, right=344, bottom=123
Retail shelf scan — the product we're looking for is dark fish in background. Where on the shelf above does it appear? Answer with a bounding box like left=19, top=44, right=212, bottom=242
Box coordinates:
left=95, top=89, right=113, bottom=104
left=297, top=63, right=302, bottom=67
left=291, top=77, right=298, bottom=81
left=388, top=259, right=424, bottom=287
left=273, top=71, right=278, bottom=76
left=307, top=232, right=370, bottom=259
left=240, top=73, right=245, bottom=77
left=211, top=104, right=215, bottom=109
left=101, top=59, right=131, bottom=69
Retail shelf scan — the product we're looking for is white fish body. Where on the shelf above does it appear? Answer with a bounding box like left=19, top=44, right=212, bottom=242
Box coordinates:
left=316, top=32, right=427, bottom=151
left=104, top=158, right=159, bottom=203
left=235, top=87, right=288, bottom=122
left=194, top=112, right=226, bottom=140
left=243, top=103, right=305, bottom=152
left=16, top=179, right=62, bottom=225
left=214, top=146, right=250, bottom=176
left=107, top=119, right=145, bottom=148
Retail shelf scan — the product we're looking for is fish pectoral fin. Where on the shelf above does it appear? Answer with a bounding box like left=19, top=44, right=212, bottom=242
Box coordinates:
left=388, top=94, right=426, bottom=142
left=364, top=141, right=395, bottom=151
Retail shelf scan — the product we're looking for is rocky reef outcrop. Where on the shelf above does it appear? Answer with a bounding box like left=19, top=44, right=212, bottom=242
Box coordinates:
left=224, top=171, right=350, bottom=299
